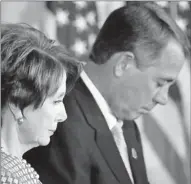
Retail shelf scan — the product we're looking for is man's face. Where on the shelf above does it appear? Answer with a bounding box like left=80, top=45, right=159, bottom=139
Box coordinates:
left=108, top=39, right=186, bottom=120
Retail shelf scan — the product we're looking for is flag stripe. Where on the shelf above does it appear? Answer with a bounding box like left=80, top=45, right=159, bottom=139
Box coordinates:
left=142, top=114, right=188, bottom=184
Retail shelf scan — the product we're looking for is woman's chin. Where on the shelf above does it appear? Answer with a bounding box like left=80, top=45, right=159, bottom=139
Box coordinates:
left=37, top=136, right=50, bottom=146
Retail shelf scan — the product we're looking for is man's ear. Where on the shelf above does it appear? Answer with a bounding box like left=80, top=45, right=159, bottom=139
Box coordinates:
left=113, top=51, right=136, bottom=77
left=8, top=103, right=23, bottom=121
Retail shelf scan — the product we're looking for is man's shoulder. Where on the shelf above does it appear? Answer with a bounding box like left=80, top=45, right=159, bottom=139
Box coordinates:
left=64, top=77, right=90, bottom=104
left=64, top=77, right=98, bottom=124
left=60, top=78, right=94, bottom=135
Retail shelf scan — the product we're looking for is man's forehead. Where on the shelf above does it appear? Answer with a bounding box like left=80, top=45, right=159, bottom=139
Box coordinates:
left=160, top=39, right=185, bottom=62
left=152, top=39, right=185, bottom=72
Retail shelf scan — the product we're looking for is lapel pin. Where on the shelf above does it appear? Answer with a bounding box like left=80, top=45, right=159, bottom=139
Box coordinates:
left=131, top=148, right=138, bottom=159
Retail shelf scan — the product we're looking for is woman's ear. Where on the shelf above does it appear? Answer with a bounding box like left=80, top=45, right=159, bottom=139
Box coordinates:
left=8, top=103, right=23, bottom=123
left=113, top=51, right=136, bottom=77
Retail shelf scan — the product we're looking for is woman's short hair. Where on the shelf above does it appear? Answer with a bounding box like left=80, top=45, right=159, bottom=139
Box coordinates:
left=1, top=23, right=82, bottom=111
left=90, top=2, right=190, bottom=64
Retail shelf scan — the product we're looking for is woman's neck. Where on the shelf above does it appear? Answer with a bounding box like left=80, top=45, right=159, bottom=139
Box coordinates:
left=1, top=127, right=27, bottom=159
left=1, top=110, right=33, bottom=159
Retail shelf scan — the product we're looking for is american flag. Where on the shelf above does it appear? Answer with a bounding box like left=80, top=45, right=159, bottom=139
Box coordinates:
left=46, top=1, right=190, bottom=184
left=46, top=1, right=99, bottom=61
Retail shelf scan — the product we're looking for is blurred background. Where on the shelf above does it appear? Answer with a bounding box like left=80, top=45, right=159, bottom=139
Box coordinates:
left=1, top=1, right=190, bottom=184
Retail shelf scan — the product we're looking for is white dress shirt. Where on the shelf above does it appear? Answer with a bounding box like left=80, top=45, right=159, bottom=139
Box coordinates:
left=80, top=71, right=134, bottom=183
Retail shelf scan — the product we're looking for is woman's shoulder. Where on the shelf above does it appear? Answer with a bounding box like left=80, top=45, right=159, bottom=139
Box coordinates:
left=1, top=149, right=42, bottom=184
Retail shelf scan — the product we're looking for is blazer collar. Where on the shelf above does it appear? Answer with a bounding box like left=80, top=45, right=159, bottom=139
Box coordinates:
left=75, top=78, right=133, bottom=184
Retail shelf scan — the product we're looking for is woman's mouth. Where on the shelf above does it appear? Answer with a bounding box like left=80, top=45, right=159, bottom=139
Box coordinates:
left=48, top=129, right=56, bottom=135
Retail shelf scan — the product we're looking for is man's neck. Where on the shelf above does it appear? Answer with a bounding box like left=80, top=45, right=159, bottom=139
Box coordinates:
left=84, top=62, right=105, bottom=95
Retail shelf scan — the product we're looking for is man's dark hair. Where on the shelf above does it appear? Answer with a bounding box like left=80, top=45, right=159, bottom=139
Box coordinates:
left=90, top=2, right=190, bottom=64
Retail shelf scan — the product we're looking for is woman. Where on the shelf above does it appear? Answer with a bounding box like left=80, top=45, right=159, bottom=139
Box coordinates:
left=1, top=23, right=82, bottom=184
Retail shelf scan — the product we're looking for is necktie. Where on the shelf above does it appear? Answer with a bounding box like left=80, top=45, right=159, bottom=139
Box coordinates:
left=111, top=122, right=134, bottom=184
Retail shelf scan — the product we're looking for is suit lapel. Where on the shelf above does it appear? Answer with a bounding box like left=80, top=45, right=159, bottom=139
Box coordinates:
left=94, top=124, right=132, bottom=184
left=74, top=78, right=132, bottom=184
left=123, top=121, right=148, bottom=184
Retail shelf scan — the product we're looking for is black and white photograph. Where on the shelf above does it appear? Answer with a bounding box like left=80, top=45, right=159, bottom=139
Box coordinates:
left=1, top=1, right=190, bottom=184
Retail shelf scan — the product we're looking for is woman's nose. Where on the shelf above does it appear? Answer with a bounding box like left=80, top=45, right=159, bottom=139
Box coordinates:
left=57, top=104, right=67, bottom=122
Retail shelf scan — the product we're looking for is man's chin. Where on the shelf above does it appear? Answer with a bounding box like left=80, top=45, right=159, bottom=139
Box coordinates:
left=128, top=113, right=142, bottom=120
left=117, top=111, right=142, bottom=121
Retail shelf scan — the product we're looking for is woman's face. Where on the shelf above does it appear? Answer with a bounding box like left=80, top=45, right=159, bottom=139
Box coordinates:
left=18, top=73, right=67, bottom=146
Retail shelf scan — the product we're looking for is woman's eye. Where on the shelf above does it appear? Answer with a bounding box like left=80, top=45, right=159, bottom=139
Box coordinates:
left=54, top=100, right=63, bottom=104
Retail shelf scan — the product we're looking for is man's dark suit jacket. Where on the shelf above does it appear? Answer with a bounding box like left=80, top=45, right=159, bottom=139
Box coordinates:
left=24, top=78, right=150, bottom=184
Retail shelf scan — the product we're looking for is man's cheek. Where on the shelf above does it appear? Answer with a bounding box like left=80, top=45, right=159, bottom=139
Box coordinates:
left=124, top=73, right=152, bottom=108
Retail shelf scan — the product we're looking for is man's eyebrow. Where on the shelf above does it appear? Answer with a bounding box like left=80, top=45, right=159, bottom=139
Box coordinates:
left=160, top=76, right=176, bottom=83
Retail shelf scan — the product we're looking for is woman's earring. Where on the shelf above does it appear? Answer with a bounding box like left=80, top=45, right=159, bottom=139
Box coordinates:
left=17, top=117, right=24, bottom=125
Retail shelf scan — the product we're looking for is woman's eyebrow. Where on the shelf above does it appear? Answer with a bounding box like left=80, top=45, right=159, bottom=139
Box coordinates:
left=57, top=92, right=66, bottom=98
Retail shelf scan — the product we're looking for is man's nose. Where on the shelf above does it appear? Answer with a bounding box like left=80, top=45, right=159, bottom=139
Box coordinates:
left=153, top=88, right=169, bottom=105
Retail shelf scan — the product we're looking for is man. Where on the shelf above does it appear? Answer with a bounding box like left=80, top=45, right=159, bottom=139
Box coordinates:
left=24, top=2, right=190, bottom=184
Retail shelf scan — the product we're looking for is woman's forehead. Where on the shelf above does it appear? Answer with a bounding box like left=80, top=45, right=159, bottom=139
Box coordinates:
left=53, top=72, right=67, bottom=97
